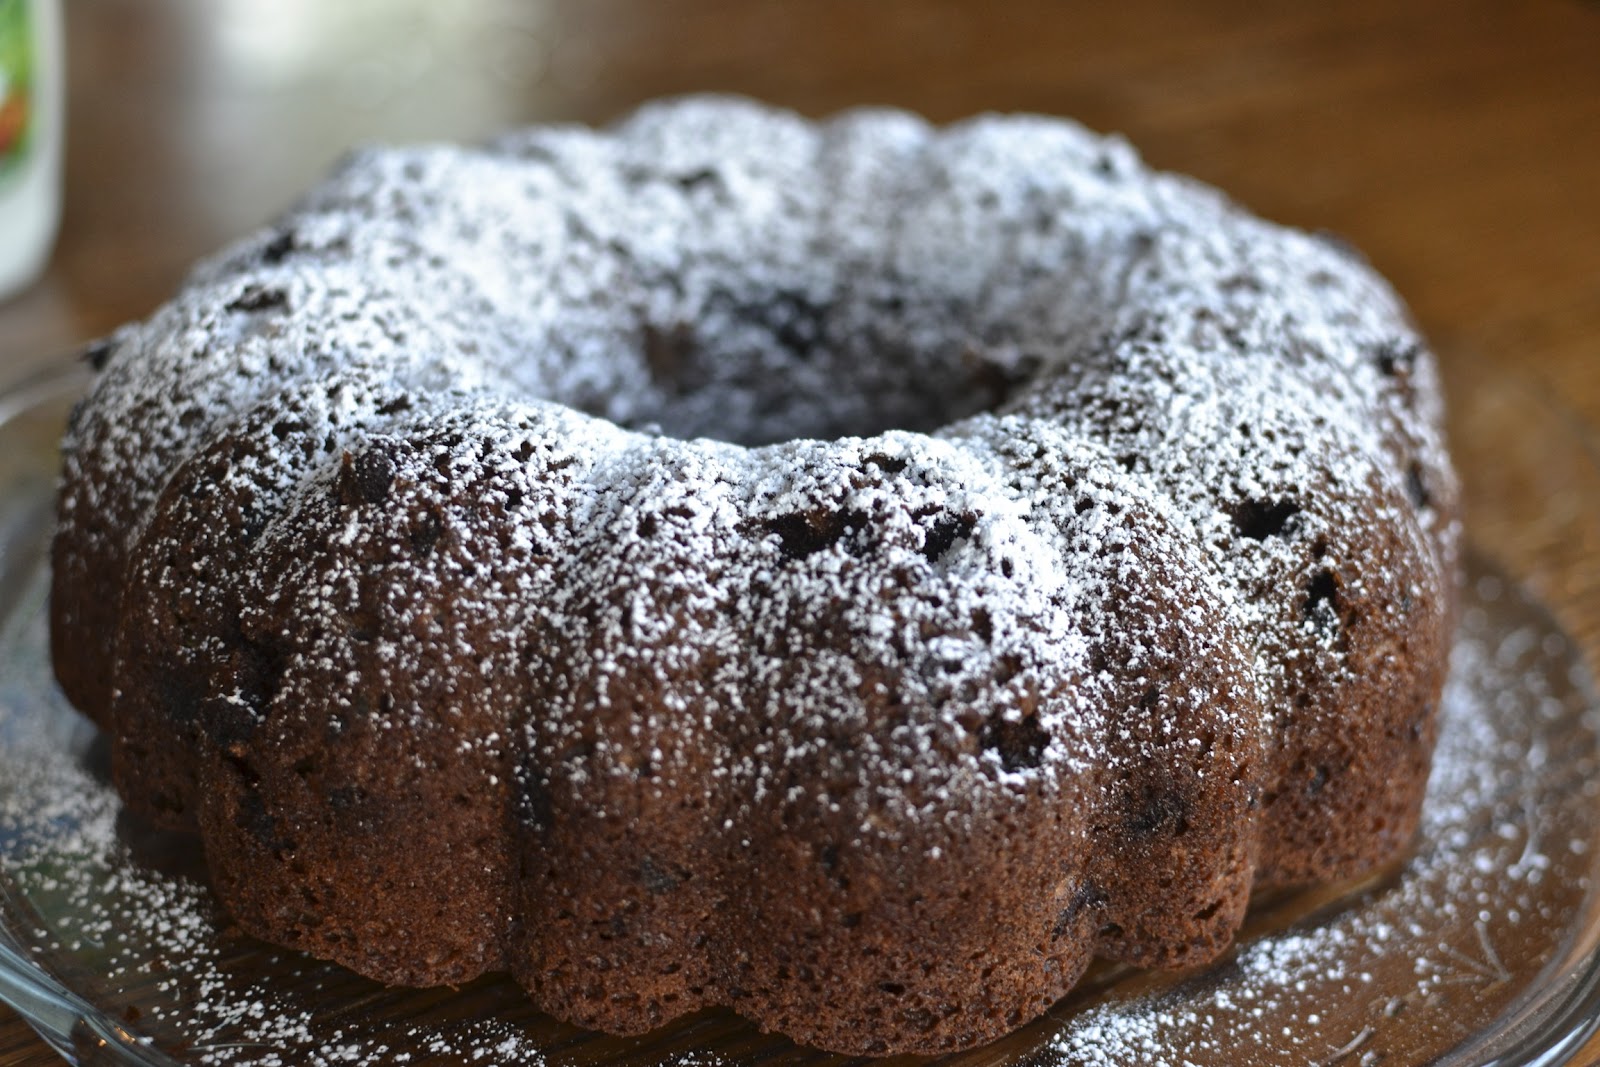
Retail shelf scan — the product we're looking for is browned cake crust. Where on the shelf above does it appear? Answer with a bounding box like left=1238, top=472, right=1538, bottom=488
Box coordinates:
left=51, top=98, right=1459, bottom=1055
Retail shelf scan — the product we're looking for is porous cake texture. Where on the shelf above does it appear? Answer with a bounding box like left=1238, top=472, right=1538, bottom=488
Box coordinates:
left=52, top=97, right=1458, bottom=1055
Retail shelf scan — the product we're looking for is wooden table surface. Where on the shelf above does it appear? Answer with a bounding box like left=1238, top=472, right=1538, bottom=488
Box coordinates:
left=1, top=1, right=1597, bottom=1063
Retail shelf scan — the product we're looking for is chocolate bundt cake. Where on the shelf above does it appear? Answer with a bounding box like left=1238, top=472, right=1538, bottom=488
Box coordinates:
left=52, top=97, right=1459, bottom=1055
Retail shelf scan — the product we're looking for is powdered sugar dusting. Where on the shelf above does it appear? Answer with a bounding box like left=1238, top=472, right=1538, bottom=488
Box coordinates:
left=4, top=556, right=1597, bottom=1064
left=61, top=97, right=1454, bottom=756
left=47, top=97, right=1461, bottom=1051
left=1041, top=578, right=1600, bottom=1066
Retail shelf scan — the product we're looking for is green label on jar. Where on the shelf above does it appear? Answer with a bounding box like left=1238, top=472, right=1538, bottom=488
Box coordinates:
left=0, top=0, right=34, bottom=175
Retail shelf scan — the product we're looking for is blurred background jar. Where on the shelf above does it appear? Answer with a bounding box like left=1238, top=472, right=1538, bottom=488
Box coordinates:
left=0, top=0, right=62, bottom=301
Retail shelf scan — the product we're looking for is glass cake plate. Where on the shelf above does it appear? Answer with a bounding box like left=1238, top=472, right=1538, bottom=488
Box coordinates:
left=1, top=355, right=1599, bottom=1067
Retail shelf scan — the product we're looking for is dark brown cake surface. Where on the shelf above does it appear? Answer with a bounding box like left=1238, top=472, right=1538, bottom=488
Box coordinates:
left=51, top=97, right=1459, bottom=1055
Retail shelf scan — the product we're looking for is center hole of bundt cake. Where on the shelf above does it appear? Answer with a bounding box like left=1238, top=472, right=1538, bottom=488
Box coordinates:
left=603, top=295, right=1031, bottom=446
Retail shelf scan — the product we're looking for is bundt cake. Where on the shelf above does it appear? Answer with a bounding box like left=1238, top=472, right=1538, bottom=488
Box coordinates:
left=51, top=97, right=1459, bottom=1055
